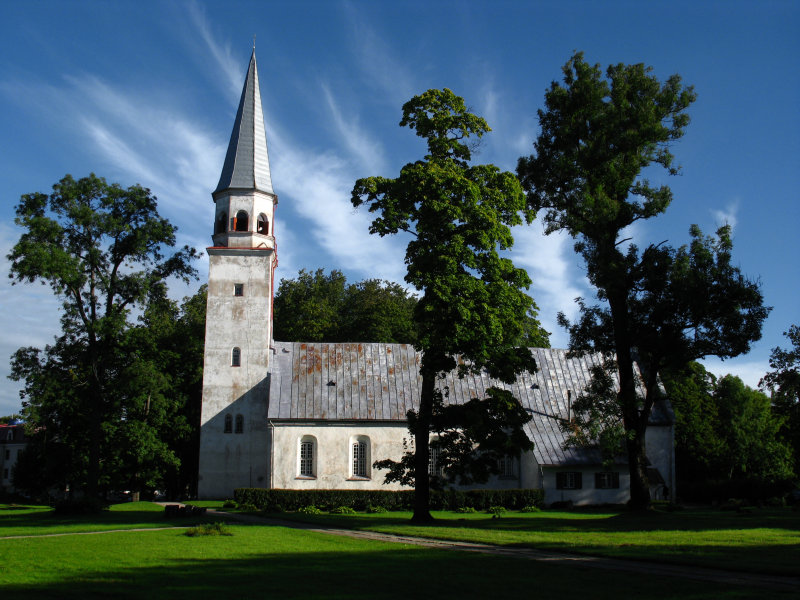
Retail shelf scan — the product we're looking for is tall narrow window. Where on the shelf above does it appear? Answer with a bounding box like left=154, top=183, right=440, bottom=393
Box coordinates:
left=234, top=283, right=244, bottom=297
left=257, top=213, right=269, bottom=234
left=231, top=347, right=241, bottom=367
left=299, top=437, right=316, bottom=478
left=235, top=414, right=244, bottom=434
left=499, top=455, right=515, bottom=478
left=224, top=414, right=233, bottom=434
left=428, top=446, right=443, bottom=477
left=234, top=210, right=249, bottom=232
left=352, top=441, right=367, bottom=478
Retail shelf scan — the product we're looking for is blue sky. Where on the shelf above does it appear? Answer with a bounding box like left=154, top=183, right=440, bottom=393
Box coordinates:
left=0, top=0, right=797, bottom=416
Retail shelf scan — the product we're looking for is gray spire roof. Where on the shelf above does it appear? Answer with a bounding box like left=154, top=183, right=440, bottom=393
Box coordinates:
left=214, top=49, right=274, bottom=195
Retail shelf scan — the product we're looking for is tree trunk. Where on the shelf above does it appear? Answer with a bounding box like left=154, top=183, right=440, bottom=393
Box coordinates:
left=411, top=371, right=435, bottom=523
left=607, top=284, right=651, bottom=510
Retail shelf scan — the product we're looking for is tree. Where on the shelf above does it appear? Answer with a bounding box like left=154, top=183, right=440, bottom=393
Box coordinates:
left=661, top=362, right=723, bottom=483
left=761, top=325, right=800, bottom=472
left=8, top=174, right=197, bottom=498
left=518, top=53, right=768, bottom=508
left=352, top=89, right=537, bottom=521
left=273, top=269, right=418, bottom=344
left=123, top=285, right=207, bottom=498
left=713, top=375, right=793, bottom=483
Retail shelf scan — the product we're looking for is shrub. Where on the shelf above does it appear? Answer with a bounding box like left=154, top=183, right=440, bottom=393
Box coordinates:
left=222, top=499, right=237, bottom=509
left=237, top=503, right=258, bottom=513
left=329, top=506, right=357, bottom=514
left=53, top=498, right=107, bottom=515
left=488, top=506, right=507, bottom=518
left=455, top=506, right=477, bottom=513
left=519, top=505, right=540, bottom=513
left=298, top=505, right=323, bottom=514
left=185, top=522, right=232, bottom=537
left=366, top=504, right=387, bottom=513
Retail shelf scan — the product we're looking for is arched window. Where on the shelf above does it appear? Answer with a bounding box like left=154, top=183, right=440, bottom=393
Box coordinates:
left=257, top=213, right=269, bottom=234
left=233, top=210, right=249, bottom=232
left=215, top=212, right=227, bottom=234
left=298, top=435, right=317, bottom=478
left=224, top=414, right=232, bottom=434
left=235, top=414, right=244, bottom=434
left=350, top=435, right=370, bottom=479
left=231, top=347, right=241, bottom=367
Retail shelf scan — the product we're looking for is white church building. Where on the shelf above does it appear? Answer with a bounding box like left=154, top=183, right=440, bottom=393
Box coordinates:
left=196, top=50, right=676, bottom=505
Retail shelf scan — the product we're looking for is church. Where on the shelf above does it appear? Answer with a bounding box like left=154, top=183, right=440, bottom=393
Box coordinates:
left=196, top=50, right=676, bottom=505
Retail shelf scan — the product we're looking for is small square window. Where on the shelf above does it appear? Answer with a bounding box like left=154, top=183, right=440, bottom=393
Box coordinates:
left=234, top=284, right=244, bottom=297
left=595, top=472, right=620, bottom=489
left=556, top=471, right=582, bottom=490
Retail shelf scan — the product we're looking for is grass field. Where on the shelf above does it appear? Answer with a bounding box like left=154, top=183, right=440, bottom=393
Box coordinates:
left=0, top=501, right=214, bottom=537
left=267, top=506, right=800, bottom=577
left=1, top=503, right=796, bottom=599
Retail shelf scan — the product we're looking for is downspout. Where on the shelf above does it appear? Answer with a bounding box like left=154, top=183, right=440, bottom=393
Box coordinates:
left=268, top=420, right=275, bottom=489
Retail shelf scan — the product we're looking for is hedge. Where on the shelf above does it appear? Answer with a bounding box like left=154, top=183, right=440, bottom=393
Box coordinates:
left=677, top=478, right=796, bottom=504
left=233, top=488, right=544, bottom=512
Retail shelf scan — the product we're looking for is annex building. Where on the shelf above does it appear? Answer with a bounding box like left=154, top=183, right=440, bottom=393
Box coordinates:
left=196, top=50, right=676, bottom=504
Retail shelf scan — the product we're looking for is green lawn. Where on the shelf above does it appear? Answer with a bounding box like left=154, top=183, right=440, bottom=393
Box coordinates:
left=0, top=518, right=777, bottom=600
left=0, top=501, right=214, bottom=537
left=266, top=506, right=800, bottom=577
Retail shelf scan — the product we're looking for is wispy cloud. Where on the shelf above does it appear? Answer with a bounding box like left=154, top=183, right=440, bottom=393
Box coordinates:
left=268, top=124, right=407, bottom=285
left=341, top=3, right=416, bottom=104
left=511, top=224, right=587, bottom=349
left=185, top=0, right=241, bottom=101
left=321, top=83, right=385, bottom=174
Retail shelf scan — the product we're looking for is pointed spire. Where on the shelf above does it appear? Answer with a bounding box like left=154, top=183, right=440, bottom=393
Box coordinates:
left=214, top=49, right=274, bottom=195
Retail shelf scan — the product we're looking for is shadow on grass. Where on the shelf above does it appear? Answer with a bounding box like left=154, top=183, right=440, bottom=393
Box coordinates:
left=271, top=507, right=800, bottom=534
left=266, top=509, right=800, bottom=577
left=0, top=506, right=215, bottom=534
left=0, top=536, right=771, bottom=600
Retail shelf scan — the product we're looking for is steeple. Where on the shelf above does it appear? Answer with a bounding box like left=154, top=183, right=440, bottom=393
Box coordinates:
left=214, top=49, right=274, bottom=195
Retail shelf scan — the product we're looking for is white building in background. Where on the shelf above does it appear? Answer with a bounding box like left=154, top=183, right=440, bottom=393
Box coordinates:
left=196, top=50, right=676, bottom=505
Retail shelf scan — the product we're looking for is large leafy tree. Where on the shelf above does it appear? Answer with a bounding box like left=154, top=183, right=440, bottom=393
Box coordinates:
left=352, top=89, right=537, bottom=522
left=518, top=53, right=768, bottom=508
left=761, top=325, right=800, bottom=471
left=8, top=174, right=197, bottom=498
left=273, top=269, right=418, bottom=344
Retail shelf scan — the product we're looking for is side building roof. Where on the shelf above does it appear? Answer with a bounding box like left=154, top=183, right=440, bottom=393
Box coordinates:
left=267, top=342, right=674, bottom=466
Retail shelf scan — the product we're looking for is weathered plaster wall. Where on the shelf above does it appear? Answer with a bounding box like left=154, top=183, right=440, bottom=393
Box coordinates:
left=542, top=467, right=630, bottom=506
left=269, top=421, right=543, bottom=492
left=198, top=248, right=274, bottom=499
left=645, top=424, right=675, bottom=501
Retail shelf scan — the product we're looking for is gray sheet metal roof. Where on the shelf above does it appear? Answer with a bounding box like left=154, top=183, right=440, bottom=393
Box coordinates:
left=214, top=49, right=274, bottom=195
left=267, top=342, right=673, bottom=466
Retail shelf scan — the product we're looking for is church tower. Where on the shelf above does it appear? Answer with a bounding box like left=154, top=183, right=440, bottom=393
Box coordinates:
left=197, top=49, right=277, bottom=498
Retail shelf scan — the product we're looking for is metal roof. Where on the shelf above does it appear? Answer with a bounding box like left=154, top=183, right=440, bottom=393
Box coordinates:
left=267, top=342, right=674, bottom=467
left=214, top=49, right=274, bottom=195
